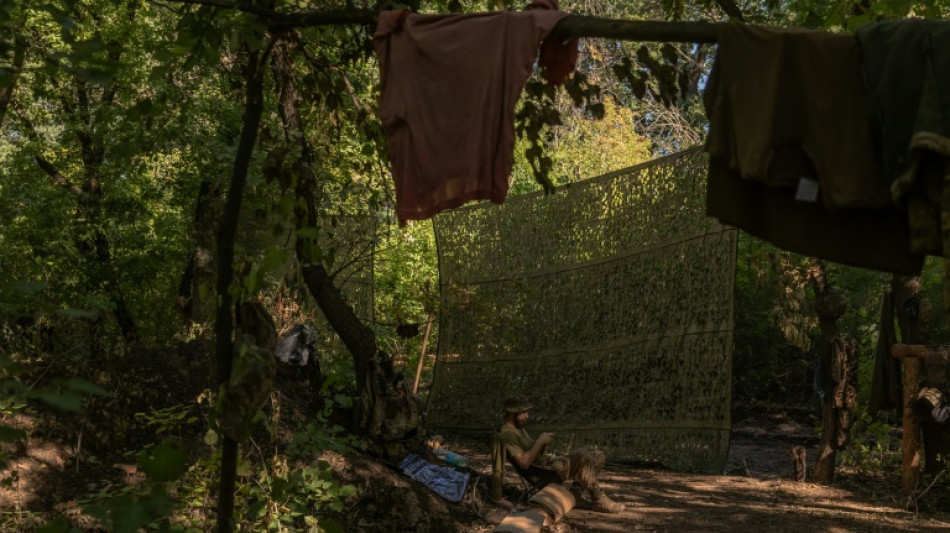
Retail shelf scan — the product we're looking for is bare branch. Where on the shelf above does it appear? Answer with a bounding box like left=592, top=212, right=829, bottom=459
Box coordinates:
left=34, top=154, right=86, bottom=196
left=157, top=0, right=341, bottom=24
left=330, top=237, right=376, bottom=279
left=551, top=16, right=720, bottom=43
left=159, top=1, right=725, bottom=44
left=13, top=105, right=85, bottom=196
left=0, top=38, right=27, bottom=129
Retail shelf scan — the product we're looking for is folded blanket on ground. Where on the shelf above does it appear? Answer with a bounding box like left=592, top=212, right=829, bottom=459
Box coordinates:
left=398, top=453, right=470, bottom=502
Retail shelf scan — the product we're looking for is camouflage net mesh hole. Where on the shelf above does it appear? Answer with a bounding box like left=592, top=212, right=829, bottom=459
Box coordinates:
left=426, top=148, right=737, bottom=473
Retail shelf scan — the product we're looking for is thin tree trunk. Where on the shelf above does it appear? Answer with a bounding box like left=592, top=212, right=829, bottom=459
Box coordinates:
left=0, top=37, right=26, bottom=128
left=179, top=50, right=246, bottom=334
left=808, top=261, right=848, bottom=484
left=213, top=43, right=268, bottom=533
left=270, top=37, right=386, bottom=432
left=177, top=256, right=196, bottom=324
left=73, top=83, right=139, bottom=349
left=892, top=275, right=923, bottom=345
left=19, top=97, right=139, bottom=350
left=178, top=178, right=219, bottom=328
left=891, top=274, right=925, bottom=501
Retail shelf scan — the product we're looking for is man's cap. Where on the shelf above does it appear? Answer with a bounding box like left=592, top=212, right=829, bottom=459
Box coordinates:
left=504, top=395, right=533, bottom=413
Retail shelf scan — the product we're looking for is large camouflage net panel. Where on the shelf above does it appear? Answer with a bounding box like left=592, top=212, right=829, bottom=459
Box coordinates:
left=426, top=148, right=736, bottom=473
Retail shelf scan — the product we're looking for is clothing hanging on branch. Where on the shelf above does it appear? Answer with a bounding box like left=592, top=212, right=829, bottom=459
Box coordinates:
left=858, top=20, right=950, bottom=312
left=374, top=0, right=576, bottom=226
left=703, top=22, right=924, bottom=274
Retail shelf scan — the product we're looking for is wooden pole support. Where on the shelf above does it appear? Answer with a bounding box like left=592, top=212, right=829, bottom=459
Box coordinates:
left=891, top=343, right=927, bottom=359
left=892, top=343, right=923, bottom=500
left=891, top=343, right=950, bottom=362
left=412, top=313, right=434, bottom=395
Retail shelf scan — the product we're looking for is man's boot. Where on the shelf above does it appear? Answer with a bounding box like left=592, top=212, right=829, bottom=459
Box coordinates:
left=567, top=482, right=587, bottom=509
left=590, top=492, right=625, bottom=514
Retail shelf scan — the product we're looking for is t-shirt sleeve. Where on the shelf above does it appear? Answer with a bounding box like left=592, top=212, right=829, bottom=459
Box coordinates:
left=499, top=430, right=530, bottom=460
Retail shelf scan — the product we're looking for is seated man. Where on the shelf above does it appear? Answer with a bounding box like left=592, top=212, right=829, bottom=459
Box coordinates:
left=493, top=395, right=624, bottom=513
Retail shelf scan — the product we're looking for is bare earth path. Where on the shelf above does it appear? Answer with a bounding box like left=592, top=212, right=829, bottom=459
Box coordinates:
left=439, top=412, right=950, bottom=533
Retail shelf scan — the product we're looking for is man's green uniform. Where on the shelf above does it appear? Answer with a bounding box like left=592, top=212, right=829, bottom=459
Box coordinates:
left=495, top=425, right=563, bottom=489
left=491, top=396, right=623, bottom=512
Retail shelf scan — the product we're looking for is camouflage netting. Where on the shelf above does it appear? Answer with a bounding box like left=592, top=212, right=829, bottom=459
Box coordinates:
left=426, top=148, right=737, bottom=473
left=310, top=216, right=375, bottom=353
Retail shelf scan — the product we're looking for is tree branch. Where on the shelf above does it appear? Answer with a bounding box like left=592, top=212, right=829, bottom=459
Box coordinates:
left=213, top=37, right=274, bottom=533
left=101, top=0, right=138, bottom=106
left=13, top=106, right=85, bottom=196
left=34, top=155, right=85, bottom=196
left=0, top=38, right=27, bottom=129
left=160, top=1, right=726, bottom=43
left=74, top=82, right=95, bottom=154
left=550, top=16, right=720, bottom=43
left=158, top=0, right=307, bottom=22
left=715, top=0, right=745, bottom=22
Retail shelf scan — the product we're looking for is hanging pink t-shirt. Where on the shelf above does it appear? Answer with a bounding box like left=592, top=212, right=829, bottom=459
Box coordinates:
left=374, top=2, right=570, bottom=225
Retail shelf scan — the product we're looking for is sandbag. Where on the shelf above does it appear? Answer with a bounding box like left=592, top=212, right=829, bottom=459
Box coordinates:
left=493, top=508, right=545, bottom=533
left=528, top=483, right=575, bottom=523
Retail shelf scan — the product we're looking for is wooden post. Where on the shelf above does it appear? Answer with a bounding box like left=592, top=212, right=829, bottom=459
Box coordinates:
left=890, top=278, right=924, bottom=503
left=412, top=313, right=433, bottom=395
left=893, top=346, right=923, bottom=500
left=892, top=340, right=947, bottom=501
left=808, top=261, right=848, bottom=484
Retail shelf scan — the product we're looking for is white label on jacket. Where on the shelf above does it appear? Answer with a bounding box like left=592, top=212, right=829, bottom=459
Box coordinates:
left=795, top=177, right=820, bottom=202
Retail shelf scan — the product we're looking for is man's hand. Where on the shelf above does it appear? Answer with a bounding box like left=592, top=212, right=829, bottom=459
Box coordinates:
left=512, top=431, right=556, bottom=471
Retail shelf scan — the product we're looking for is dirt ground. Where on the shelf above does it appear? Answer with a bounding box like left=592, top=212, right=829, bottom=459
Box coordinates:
left=428, top=411, right=950, bottom=533
left=5, top=374, right=950, bottom=533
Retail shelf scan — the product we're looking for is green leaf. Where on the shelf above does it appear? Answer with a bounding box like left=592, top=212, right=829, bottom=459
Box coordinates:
left=203, top=428, right=218, bottom=446
left=320, top=518, right=345, bottom=533
left=246, top=499, right=266, bottom=518
left=259, top=248, right=288, bottom=274
left=270, top=476, right=292, bottom=500
left=72, top=36, right=106, bottom=56
left=11, top=281, right=48, bottom=293
left=236, top=455, right=250, bottom=476
left=33, top=390, right=83, bottom=412
left=56, top=308, right=99, bottom=319
left=0, top=425, right=26, bottom=442
left=137, top=441, right=187, bottom=483
left=62, top=65, right=113, bottom=85
left=109, top=497, right=148, bottom=533
left=589, top=103, right=605, bottom=120
left=37, top=517, right=80, bottom=533
left=66, top=377, right=107, bottom=397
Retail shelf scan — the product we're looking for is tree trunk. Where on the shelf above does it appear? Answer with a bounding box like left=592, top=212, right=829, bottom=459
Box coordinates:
left=73, top=93, right=139, bottom=350
left=891, top=274, right=926, bottom=501
left=22, top=88, right=139, bottom=351
left=892, top=275, right=923, bottom=345
left=808, top=261, right=849, bottom=484
left=269, top=37, right=392, bottom=433
left=0, top=37, right=26, bottom=128
left=177, top=178, right=220, bottom=330
left=213, top=42, right=268, bottom=533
